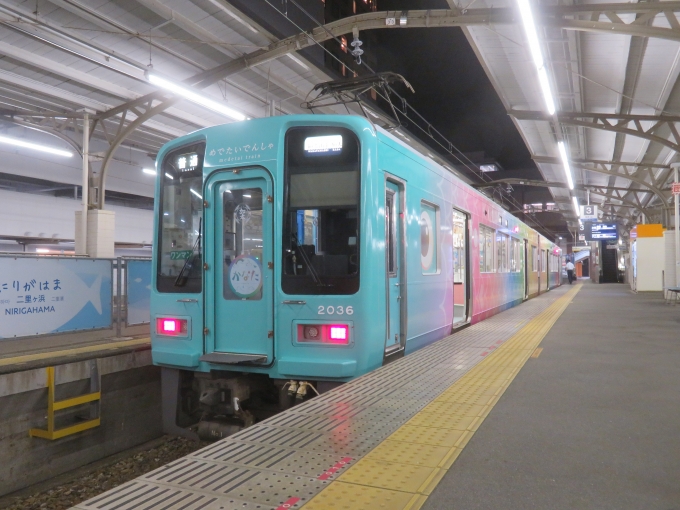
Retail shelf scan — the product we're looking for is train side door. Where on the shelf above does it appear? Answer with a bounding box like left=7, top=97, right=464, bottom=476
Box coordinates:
left=452, top=208, right=470, bottom=326
left=523, top=239, right=529, bottom=300
left=203, top=168, right=274, bottom=365
left=385, top=180, right=405, bottom=355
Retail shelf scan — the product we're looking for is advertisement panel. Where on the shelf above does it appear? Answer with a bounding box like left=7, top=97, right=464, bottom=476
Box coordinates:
left=126, top=259, right=151, bottom=326
left=0, top=257, right=112, bottom=339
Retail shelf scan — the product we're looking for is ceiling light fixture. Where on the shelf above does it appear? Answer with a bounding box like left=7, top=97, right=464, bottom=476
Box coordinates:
left=0, top=135, right=73, bottom=157
left=147, top=72, right=247, bottom=121
left=165, top=172, right=174, bottom=180
left=572, top=196, right=580, bottom=217
left=190, top=188, right=202, bottom=199
left=557, top=141, right=575, bottom=190
left=516, top=0, right=556, bottom=115
left=143, top=168, right=157, bottom=175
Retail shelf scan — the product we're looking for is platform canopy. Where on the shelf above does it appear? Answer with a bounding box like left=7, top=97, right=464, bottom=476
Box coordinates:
left=459, top=0, right=680, bottom=233
left=0, top=0, right=677, bottom=238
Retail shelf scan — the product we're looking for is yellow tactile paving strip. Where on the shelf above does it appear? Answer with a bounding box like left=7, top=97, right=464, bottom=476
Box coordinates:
left=303, top=284, right=582, bottom=510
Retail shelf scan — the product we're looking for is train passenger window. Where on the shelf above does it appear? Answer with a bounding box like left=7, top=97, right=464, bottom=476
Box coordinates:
left=496, top=233, right=508, bottom=273
left=282, top=127, right=360, bottom=295
left=479, top=225, right=494, bottom=273
left=510, top=238, right=521, bottom=272
left=156, top=141, right=205, bottom=293
left=532, top=246, right=538, bottom=272
left=421, top=201, right=439, bottom=274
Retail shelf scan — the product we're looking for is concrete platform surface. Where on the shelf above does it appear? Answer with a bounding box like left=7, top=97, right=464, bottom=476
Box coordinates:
left=424, top=282, right=680, bottom=510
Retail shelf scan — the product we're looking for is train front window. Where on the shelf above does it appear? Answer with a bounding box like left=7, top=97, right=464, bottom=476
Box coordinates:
left=283, top=128, right=360, bottom=295
left=157, top=142, right=205, bottom=293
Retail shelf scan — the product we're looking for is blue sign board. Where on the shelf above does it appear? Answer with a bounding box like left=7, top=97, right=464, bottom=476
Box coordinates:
left=126, top=259, right=151, bottom=326
left=0, top=257, right=112, bottom=338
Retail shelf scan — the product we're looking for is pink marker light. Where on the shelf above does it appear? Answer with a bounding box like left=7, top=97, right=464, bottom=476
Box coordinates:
left=329, top=325, right=348, bottom=342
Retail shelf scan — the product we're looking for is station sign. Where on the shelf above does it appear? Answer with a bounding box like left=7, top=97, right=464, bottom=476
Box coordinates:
left=581, top=204, right=598, bottom=221
left=672, top=182, right=680, bottom=196
left=0, top=257, right=112, bottom=339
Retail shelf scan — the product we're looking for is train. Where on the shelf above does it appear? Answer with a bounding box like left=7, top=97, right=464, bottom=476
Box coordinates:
left=150, top=114, right=561, bottom=438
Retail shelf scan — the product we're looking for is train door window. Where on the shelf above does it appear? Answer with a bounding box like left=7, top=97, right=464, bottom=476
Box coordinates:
left=386, top=192, right=396, bottom=275
left=496, top=232, right=508, bottom=273
left=532, top=246, right=538, bottom=272
left=479, top=225, right=494, bottom=273
left=282, top=127, right=360, bottom=295
left=421, top=201, right=439, bottom=274
left=223, top=188, right=263, bottom=300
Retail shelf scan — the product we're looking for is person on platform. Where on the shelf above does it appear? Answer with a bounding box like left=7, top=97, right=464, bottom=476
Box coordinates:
left=566, top=260, right=575, bottom=284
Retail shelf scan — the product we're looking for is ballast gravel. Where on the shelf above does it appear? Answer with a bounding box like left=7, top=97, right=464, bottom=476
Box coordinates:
left=1, top=436, right=207, bottom=510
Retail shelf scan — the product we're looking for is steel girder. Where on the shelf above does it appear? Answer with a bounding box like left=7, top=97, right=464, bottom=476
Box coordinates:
left=90, top=3, right=680, bottom=208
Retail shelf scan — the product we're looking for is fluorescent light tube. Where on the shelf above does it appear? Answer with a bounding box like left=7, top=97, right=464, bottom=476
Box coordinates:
left=557, top=141, right=575, bottom=190
left=165, top=172, right=174, bottom=180
left=190, top=188, right=202, bottom=199
left=143, top=168, right=156, bottom=175
left=287, top=54, right=309, bottom=70
left=516, top=0, right=556, bottom=115
left=0, top=135, right=72, bottom=157
left=147, top=72, right=247, bottom=121
left=572, top=197, right=580, bottom=217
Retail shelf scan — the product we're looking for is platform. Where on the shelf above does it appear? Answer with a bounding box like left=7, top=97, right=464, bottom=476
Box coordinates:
left=70, top=282, right=680, bottom=509
left=72, top=283, right=580, bottom=510
left=0, top=328, right=150, bottom=375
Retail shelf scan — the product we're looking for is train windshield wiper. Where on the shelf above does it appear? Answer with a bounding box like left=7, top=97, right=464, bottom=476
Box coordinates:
left=292, top=237, right=332, bottom=287
left=174, top=218, right=202, bottom=287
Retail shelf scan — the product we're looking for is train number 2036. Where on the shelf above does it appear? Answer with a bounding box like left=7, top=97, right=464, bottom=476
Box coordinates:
left=317, top=305, right=354, bottom=315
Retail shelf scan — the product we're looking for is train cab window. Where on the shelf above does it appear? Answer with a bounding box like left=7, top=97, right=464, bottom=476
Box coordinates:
left=479, top=225, right=494, bottom=273
left=156, top=142, right=205, bottom=293
left=420, top=201, right=439, bottom=274
left=282, top=127, right=360, bottom=295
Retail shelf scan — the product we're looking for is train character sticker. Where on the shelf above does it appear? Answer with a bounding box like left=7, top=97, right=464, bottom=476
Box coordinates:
left=227, top=255, right=263, bottom=299
left=234, top=203, right=251, bottom=225
left=420, top=203, right=438, bottom=273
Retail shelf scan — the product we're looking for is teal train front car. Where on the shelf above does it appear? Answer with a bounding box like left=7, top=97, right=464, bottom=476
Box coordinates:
left=150, top=114, right=561, bottom=438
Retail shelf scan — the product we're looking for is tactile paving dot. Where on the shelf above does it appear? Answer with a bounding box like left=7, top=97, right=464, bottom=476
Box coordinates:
left=302, top=481, right=420, bottom=510
left=389, top=425, right=467, bottom=447
left=338, top=458, right=438, bottom=493
left=367, top=440, right=452, bottom=468
left=420, top=401, right=485, bottom=418
left=407, top=412, right=478, bottom=431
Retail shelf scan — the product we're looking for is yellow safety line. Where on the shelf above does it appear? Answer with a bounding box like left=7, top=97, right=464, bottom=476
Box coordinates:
left=303, top=284, right=582, bottom=510
left=0, top=337, right=150, bottom=367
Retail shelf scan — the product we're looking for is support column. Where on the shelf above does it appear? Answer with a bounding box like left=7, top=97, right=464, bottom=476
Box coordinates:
left=75, top=112, right=116, bottom=258
left=75, top=113, right=89, bottom=256
left=673, top=163, right=680, bottom=287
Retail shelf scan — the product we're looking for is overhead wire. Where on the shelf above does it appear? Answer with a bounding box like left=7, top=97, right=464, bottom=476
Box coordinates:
left=264, top=0, right=557, bottom=237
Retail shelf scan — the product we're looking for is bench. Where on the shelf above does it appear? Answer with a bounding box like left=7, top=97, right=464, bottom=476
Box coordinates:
left=664, top=287, right=680, bottom=304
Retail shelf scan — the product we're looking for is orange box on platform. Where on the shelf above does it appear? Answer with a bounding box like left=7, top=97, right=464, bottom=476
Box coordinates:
left=635, top=224, right=664, bottom=238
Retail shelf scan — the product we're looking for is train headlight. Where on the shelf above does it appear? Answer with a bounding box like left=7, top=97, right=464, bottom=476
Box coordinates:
left=304, top=326, right=319, bottom=339
left=156, top=317, right=188, bottom=337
